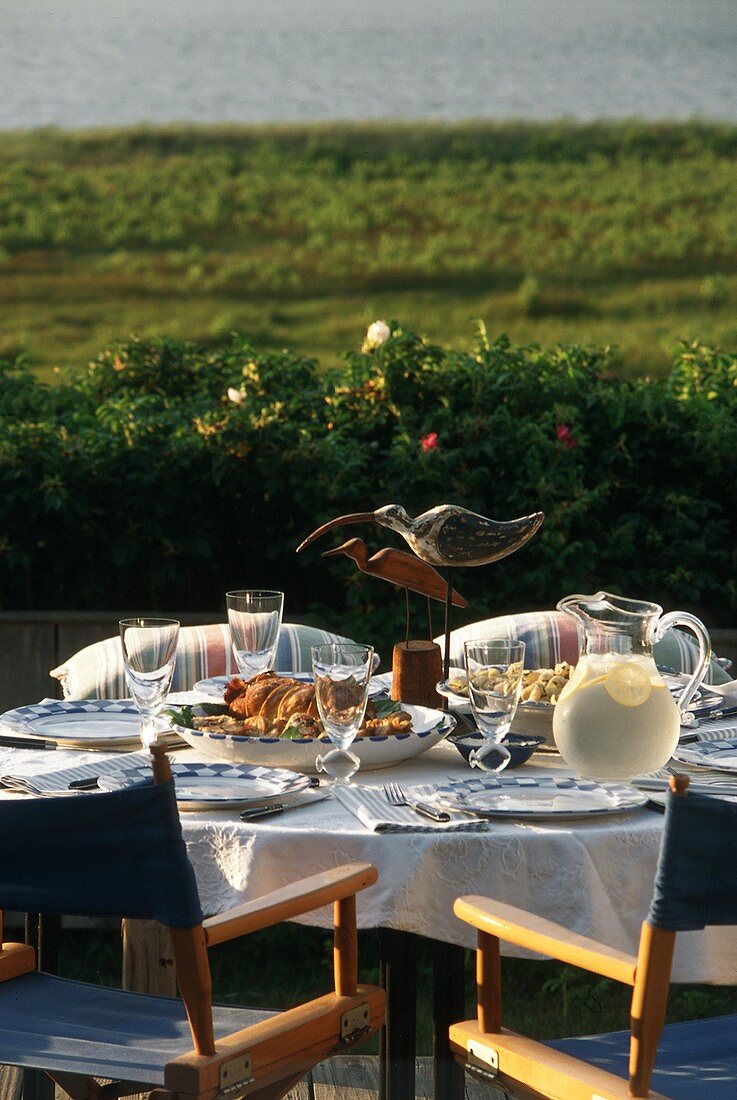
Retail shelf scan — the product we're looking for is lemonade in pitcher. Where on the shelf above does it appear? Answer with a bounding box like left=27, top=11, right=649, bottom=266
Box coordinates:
left=553, top=653, right=679, bottom=779
left=552, top=592, right=711, bottom=781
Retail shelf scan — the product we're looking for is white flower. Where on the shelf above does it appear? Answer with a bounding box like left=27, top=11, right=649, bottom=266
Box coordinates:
left=362, top=320, right=391, bottom=352
left=227, top=387, right=246, bottom=404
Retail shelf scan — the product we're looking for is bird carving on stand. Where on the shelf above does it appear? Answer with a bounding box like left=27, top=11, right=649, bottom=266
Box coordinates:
left=298, top=503, right=545, bottom=683
left=298, top=503, right=544, bottom=567
left=323, top=537, right=467, bottom=604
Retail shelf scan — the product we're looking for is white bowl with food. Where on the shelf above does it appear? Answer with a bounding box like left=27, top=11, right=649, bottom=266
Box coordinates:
left=437, top=662, right=574, bottom=745
left=166, top=672, right=455, bottom=772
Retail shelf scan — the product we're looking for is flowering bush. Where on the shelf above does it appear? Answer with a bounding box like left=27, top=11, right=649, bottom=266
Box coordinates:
left=1, top=331, right=736, bottom=653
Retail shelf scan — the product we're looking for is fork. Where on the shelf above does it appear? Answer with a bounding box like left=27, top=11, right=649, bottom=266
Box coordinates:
left=383, top=782, right=451, bottom=822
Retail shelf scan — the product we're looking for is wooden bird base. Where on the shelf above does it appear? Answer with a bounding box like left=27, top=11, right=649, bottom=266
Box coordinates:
left=391, top=641, right=443, bottom=708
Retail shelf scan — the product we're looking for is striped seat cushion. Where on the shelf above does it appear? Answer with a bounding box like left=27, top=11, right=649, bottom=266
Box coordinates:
left=436, top=610, right=730, bottom=683
left=50, top=622, right=358, bottom=700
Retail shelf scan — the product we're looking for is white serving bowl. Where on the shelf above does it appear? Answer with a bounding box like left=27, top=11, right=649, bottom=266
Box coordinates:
left=172, top=704, right=455, bottom=773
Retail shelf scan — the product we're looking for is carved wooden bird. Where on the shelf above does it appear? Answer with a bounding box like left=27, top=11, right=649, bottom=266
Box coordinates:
left=322, top=538, right=468, bottom=607
left=298, top=503, right=544, bottom=568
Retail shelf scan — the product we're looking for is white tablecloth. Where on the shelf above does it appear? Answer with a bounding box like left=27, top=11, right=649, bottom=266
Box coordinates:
left=2, top=733, right=737, bottom=984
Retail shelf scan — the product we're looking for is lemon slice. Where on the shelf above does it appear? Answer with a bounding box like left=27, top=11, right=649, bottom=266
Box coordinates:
left=605, top=662, right=652, bottom=708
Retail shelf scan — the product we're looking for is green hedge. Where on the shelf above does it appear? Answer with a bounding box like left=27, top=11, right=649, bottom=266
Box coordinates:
left=1, top=328, right=735, bottom=653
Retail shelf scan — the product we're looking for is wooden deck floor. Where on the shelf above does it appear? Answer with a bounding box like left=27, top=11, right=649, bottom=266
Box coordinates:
left=285, top=1056, right=507, bottom=1098
left=1, top=1058, right=507, bottom=1100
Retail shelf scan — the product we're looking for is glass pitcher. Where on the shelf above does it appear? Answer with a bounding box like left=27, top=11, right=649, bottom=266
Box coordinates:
left=552, top=592, right=712, bottom=780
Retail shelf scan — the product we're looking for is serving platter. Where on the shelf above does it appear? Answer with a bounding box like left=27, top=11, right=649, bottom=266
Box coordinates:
left=171, top=704, right=456, bottom=773
left=97, top=760, right=312, bottom=811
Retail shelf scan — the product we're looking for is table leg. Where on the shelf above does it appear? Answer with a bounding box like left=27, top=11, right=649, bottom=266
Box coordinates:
left=431, top=938, right=466, bottom=1100
left=378, top=928, right=417, bottom=1100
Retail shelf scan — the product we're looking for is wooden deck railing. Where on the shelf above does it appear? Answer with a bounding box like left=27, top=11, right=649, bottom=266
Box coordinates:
left=0, top=610, right=218, bottom=712
left=1, top=611, right=736, bottom=712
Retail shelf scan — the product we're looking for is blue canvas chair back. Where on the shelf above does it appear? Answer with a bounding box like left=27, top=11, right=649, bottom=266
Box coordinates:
left=0, top=778, right=203, bottom=928
left=649, top=788, right=737, bottom=932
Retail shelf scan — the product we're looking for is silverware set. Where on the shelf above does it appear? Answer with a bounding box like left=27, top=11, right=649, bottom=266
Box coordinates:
left=383, top=782, right=450, bottom=822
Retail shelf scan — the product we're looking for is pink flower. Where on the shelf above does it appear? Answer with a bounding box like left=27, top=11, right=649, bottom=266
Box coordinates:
left=556, top=423, right=577, bottom=449
left=421, top=431, right=439, bottom=452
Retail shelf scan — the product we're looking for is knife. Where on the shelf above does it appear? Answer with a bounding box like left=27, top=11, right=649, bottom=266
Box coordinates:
left=240, top=789, right=330, bottom=821
left=0, top=734, right=57, bottom=751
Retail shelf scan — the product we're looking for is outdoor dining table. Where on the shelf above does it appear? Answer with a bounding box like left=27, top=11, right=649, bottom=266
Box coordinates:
left=3, top=719, right=737, bottom=1100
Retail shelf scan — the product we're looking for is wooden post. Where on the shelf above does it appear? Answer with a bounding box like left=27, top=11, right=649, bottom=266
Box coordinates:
left=477, top=930, right=502, bottom=1034
left=334, top=896, right=357, bottom=996
left=391, top=641, right=442, bottom=707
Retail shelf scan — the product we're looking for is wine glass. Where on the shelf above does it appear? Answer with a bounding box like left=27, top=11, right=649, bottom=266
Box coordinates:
left=119, top=617, right=180, bottom=748
left=226, top=590, right=284, bottom=678
left=463, top=639, right=526, bottom=773
left=311, top=643, right=374, bottom=785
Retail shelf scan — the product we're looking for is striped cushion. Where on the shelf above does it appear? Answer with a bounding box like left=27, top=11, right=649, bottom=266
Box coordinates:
left=436, top=610, right=730, bottom=684
left=50, top=622, right=358, bottom=700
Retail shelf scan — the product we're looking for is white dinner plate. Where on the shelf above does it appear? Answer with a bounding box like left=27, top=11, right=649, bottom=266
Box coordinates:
left=673, top=736, right=737, bottom=773
left=0, top=700, right=144, bottom=744
left=193, top=672, right=386, bottom=699
left=97, top=760, right=312, bottom=811
left=171, top=704, right=455, bottom=773
left=433, top=775, right=647, bottom=820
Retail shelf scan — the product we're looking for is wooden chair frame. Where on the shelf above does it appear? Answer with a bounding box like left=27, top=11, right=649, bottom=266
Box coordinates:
left=0, top=745, right=384, bottom=1100
left=449, top=778, right=694, bottom=1100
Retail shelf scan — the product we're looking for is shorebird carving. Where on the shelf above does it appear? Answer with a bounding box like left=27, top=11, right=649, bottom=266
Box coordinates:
left=298, top=503, right=544, bottom=568
left=322, top=538, right=468, bottom=607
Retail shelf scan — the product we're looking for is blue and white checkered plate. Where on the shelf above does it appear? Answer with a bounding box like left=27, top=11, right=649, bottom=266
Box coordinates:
left=97, top=760, right=312, bottom=811
left=432, top=775, right=648, bottom=820
left=0, top=699, right=144, bottom=746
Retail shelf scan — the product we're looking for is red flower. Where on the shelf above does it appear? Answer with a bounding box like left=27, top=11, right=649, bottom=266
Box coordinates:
left=420, top=431, right=439, bottom=452
left=556, top=423, right=577, bottom=449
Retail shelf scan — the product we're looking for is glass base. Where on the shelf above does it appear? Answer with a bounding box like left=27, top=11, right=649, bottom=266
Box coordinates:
left=138, top=714, right=169, bottom=750
left=469, top=740, right=512, bottom=774
left=316, top=747, right=361, bottom=785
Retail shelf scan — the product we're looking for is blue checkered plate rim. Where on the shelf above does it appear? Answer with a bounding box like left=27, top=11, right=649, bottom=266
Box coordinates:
left=97, top=760, right=312, bottom=810
left=433, top=775, right=648, bottom=820
left=673, top=736, right=737, bottom=773
left=0, top=699, right=143, bottom=742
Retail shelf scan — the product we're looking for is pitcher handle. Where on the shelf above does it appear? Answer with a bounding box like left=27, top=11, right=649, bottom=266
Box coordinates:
left=653, top=612, right=712, bottom=725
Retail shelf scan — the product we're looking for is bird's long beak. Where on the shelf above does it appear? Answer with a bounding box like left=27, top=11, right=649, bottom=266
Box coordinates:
left=296, top=512, right=376, bottom=553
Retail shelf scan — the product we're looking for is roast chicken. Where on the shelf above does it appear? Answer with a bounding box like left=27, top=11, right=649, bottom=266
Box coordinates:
left=191, top=671, right=413, bottom=739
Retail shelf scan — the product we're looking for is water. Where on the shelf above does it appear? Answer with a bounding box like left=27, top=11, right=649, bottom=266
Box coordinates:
left=2, top=0, right=737, bottom=130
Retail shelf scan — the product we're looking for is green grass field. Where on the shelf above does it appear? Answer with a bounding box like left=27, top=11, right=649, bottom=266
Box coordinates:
left=2, top=120, right=737, bottom=378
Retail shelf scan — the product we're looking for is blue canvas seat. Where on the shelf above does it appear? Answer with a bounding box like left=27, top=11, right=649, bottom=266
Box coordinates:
left=0, top=972, right=270, bottom=1085
left=450, top=779, right=737, bottom=1099
left=0, top=746, right=384, bottom=1100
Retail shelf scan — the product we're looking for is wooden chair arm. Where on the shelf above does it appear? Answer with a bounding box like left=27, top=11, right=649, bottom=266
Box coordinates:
left=203, top=862, right=377, bottom=946
left=455, top=896, right=638, bottom=985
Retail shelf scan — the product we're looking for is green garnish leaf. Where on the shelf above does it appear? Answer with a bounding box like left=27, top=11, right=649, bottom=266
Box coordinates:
left=372, top=697, right=402, bottom=718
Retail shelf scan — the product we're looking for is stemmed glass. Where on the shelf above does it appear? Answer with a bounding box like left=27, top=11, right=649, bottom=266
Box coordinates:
left=463, top=639, right=526, bottom=773
left=311, top=643, right=374, bottom=785
left=119, top=617, right=180, bottom=748
left=226, top=590, right=284, bottom=678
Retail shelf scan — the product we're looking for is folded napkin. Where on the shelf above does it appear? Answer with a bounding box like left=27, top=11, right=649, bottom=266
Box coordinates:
left=335, top=784, right=489, bottom=833
left=681, top=723, right=737, bottom=743
left=0, top=752, right=150, bottom=795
